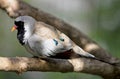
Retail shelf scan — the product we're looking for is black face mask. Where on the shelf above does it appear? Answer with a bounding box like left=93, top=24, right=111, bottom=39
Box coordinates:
left=15, top=21, right=25, bottom=45
left=14, top=21, right=24, bottom=27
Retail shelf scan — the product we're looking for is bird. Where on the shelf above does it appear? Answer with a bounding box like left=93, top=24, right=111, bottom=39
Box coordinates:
left=11, top=16, right=95, bottom=59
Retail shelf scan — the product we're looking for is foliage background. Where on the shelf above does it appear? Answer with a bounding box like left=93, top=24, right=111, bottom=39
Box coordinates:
left=0, top=0, right=120, bottom=79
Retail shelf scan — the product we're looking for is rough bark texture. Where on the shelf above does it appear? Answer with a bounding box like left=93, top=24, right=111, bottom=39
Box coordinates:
left=0, top=0, right=120, bottom=79
left=0, top=57, right=118, bottom=79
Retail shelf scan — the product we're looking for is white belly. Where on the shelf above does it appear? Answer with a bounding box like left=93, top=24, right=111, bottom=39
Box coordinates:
left=24, top=38, right=68, bottom=57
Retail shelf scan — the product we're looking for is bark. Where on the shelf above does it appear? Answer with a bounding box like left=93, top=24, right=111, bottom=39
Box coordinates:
left=0, top=0, right=120, bottom=79
left=0, top=57, right=118, bottom=79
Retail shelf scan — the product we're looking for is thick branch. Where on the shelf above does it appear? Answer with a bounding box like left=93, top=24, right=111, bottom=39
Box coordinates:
left=0, top=57, right=118, bottom=79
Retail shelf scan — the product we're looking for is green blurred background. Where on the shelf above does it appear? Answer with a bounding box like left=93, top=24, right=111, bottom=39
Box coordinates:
left=0, top=0, right=120, bottom=79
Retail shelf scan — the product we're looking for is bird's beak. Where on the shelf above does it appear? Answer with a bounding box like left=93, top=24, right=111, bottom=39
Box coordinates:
left=11, top=25, right=17, bottom=32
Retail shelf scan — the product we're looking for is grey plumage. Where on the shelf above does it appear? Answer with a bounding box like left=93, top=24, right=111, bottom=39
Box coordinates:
left=13, top=16, right=95, bottom=58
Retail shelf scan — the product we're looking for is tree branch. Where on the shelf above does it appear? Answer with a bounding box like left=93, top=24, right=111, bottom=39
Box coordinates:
left=0, top=57, right=117, bottom=79
left=0, top=0, right=120, bottom=79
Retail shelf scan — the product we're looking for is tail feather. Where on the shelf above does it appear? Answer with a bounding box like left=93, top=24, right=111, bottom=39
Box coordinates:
left=72, top=45, right=95, bottom=58
left=72, top=45, right=116, bottom=65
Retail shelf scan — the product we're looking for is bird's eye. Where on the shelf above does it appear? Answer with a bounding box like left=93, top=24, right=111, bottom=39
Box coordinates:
left=14, top=21, right=24, bottom=27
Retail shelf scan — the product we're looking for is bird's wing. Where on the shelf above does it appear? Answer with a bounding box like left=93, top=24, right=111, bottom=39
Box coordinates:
left=33, top=22, right=60, bottom=39
left=33, top=22, right=95, bottom=58
left=58, top=32, right=95, bottom=58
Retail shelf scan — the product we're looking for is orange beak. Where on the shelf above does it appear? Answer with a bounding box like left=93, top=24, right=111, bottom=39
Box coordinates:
left=11, top=25, right=17, bottom=32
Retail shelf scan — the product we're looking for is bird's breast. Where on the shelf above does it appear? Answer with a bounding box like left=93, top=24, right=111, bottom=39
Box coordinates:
left=25, top=35, right=69, bottom=57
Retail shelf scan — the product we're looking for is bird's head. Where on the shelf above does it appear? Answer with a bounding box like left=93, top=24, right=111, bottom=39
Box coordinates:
left=11, top=16, right=36, bottom=32
left=11, top=16, right=36, bottom=45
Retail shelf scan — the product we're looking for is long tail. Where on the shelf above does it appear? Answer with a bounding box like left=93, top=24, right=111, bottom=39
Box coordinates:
left=72, top=45, right=116, bottom=65
left=72, top=45, right=95, bottom=58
